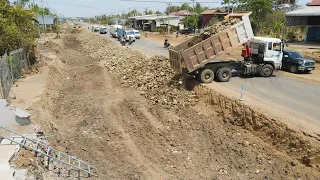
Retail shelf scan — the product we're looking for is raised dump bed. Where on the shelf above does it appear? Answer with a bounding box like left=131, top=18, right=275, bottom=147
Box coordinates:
left=169, top=12, right=254, bottom=73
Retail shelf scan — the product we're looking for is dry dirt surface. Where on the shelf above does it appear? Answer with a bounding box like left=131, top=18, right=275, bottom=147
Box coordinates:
left=23, top=26, right=320, bottom=179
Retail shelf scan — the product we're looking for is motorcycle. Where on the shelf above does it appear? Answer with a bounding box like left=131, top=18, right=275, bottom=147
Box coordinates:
left=164, top=41, right=170, bottom=48
left=128, top=39, right=134, bottom=45
left=120, top=38, right=126, bottom=46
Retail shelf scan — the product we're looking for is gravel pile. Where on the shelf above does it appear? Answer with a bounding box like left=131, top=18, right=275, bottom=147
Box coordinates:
left=188, top=18, right=241, bottom=47
left=78, top=33, right=196, bottom=108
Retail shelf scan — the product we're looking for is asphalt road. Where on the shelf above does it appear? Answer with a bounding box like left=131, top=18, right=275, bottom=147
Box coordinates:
left=215, top=74, right=320, bottom=121
left=103, top=32, right=168, bottom=57
left=82, top=24, right=320, bottom=122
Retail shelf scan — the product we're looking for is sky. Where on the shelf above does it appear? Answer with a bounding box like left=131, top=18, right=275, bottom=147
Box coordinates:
left=27, top=0, right=311, bottom=17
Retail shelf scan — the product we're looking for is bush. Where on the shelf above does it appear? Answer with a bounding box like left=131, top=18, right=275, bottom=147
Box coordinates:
left=53, top=24, right=60, bottom=34
left=0, top=2, right=37, bottom=55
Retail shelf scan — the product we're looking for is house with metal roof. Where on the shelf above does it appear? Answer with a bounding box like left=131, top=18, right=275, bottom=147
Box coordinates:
left=36, top=15, right=56, bottom=29
left=201, top=8, right=228, bottom=27
left=128, top=15, right=180, bottom=32
left=286, top=0, right=320, bottom=42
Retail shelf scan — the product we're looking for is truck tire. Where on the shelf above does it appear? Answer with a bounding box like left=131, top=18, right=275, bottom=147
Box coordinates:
left=217, top=67, right=232, bottom=82
left=200, top=69, right=214, bottom=83
left=260, top=64, right=274, bottom=77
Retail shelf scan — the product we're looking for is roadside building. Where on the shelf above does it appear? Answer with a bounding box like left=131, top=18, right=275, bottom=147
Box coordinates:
left=170, top=10, right=197, bottom=29
left=201, top=8, right=228, bottom=27
left=35, top=15, right=56, bottom=29
left=170, top=10, right=197, bottom=20
left=286, top=0, right=320, bottom=42
left=128, top=15, right=180, bottom=32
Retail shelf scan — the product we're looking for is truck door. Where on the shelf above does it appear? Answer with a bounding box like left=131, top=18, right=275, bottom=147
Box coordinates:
left=264, top=42, right=283, bottom=69
left=282, top=51, right=290, bottom=69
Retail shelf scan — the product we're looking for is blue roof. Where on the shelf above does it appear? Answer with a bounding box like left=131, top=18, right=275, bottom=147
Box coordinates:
left=36, top=15, right=55, bottom=25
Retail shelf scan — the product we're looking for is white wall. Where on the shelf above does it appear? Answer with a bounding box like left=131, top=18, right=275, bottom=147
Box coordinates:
left=155, top=18, right=179, bottom=27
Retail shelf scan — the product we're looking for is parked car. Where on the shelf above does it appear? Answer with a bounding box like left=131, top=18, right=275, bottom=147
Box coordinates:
left=133, top=30, right=140, bottom=39
left=282, top=50, right=316, bottom=73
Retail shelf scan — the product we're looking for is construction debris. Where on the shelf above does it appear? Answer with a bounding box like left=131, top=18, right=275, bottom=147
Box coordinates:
left=188, top=18, right=241, bottom=47
left=80, top=34, right=196, bottom=109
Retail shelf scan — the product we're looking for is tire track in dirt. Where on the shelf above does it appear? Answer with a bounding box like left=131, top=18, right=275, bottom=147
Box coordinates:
left=102, top=69, right=165, bottom=179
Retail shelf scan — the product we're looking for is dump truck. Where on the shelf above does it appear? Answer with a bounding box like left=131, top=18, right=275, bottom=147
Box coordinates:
left=110, top=25, right=123, bottom=38
left=169, top=12, right=284, bottom=83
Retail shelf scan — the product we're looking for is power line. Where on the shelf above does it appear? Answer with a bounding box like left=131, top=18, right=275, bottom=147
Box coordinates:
left=33, top=0, right=106, bottom=10
left=119, top=0, right=222, bottom=4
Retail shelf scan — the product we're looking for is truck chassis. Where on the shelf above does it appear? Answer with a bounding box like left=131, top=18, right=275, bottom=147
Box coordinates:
left=191, top=60, right=274, bottom=83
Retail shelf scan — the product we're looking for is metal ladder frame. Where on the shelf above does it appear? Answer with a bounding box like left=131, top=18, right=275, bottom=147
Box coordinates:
left=0, top=126, right=97, bottom=177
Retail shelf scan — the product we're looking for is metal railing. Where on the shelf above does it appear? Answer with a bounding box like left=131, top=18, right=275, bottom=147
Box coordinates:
left=0, top=126, right=97, bottom=177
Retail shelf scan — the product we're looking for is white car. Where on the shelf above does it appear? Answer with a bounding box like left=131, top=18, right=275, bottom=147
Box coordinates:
left=133, top=30, right=140, bottom=39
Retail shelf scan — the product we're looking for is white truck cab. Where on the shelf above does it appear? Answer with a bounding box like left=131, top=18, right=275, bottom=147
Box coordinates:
left=249, top=37, right=283, bottom=70
left=124, top=30, right=136, bottom=41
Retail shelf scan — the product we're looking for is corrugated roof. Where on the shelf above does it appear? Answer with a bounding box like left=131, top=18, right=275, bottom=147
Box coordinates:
left=36, top=15, right=54, bottom=25
left=286, top=6, right=320, bottom=16
left=170, top=10, right=197, bottom=16
left=307, top=0, right=320, bottom=6
left=202, top=9, right=227, bottom=15
left=129, top=15, right=179, bottom=21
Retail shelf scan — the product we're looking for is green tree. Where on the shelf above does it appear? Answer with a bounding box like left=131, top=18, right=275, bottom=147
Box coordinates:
left=155, top=11, right=163, bottom=15
left=194, top=2, right=208, bottom=14
left=183, top=15, right=199, bottom=29
left=147, top=10, right=153, bottom=15
left=181, top=3, right=191, bottom=11
left=13, top=0, right=30, bottom=7
left=0, top=0, right=37, bottom=55
left=29, top=3, right=52, bottom=15
left=127, top=9, right=142, bottom=17
left=165, top=6, right=180, bottom=15
left=273, top=0, right=296, bottom=5
left=223, top=0, right=273, bottom=33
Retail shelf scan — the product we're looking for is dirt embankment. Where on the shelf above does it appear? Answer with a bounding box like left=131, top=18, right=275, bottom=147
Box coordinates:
left=24, top=26, right=320, bottom=179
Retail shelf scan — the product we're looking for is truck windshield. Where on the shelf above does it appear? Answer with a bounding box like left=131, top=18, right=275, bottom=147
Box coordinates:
left=289, top=52, right=303, bottom=58
left=135, top=32, right=140, bottom=34
left=126, top=31, right=134, bottom=35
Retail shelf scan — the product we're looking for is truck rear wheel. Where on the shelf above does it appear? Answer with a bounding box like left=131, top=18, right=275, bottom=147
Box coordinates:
left=200, top=69, right=214, bottom=83
left=260, top=64, right=274, bottom=77
left=217, top=67, right=232, bottom=82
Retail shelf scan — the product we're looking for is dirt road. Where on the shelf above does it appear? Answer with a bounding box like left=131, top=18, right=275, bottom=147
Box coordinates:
left=16, top=25, right=320, bottom=179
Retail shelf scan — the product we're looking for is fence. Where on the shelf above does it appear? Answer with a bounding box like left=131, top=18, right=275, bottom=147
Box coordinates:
left=0, top=48, right=28, bottom=99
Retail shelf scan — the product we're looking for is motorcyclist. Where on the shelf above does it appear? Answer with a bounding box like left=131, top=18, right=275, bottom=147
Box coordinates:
left=129, top=36, right=133, bottom=45
left=164, top=39, right=170, bottom=47
left=121, top=36, right=126, bottom=45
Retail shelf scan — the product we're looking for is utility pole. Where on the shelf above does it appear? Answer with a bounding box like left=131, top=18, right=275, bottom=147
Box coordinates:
left=41, top=0, right=47, bottom=32
left=167, top=2, right=172, bottom=35
left=145, top=7, right=148, bottom=15
left=191, top=0, right=195, bottom=12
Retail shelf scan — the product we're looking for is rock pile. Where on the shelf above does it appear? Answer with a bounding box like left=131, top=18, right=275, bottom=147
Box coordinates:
left=203, top=18, right=241, bottom=36
left=188, top=18, right=241, bottom=47
left=78, top=33, right=197, bottom=109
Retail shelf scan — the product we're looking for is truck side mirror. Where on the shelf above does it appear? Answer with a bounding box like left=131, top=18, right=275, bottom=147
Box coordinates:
left=258, top=43, right=265, bottom=54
